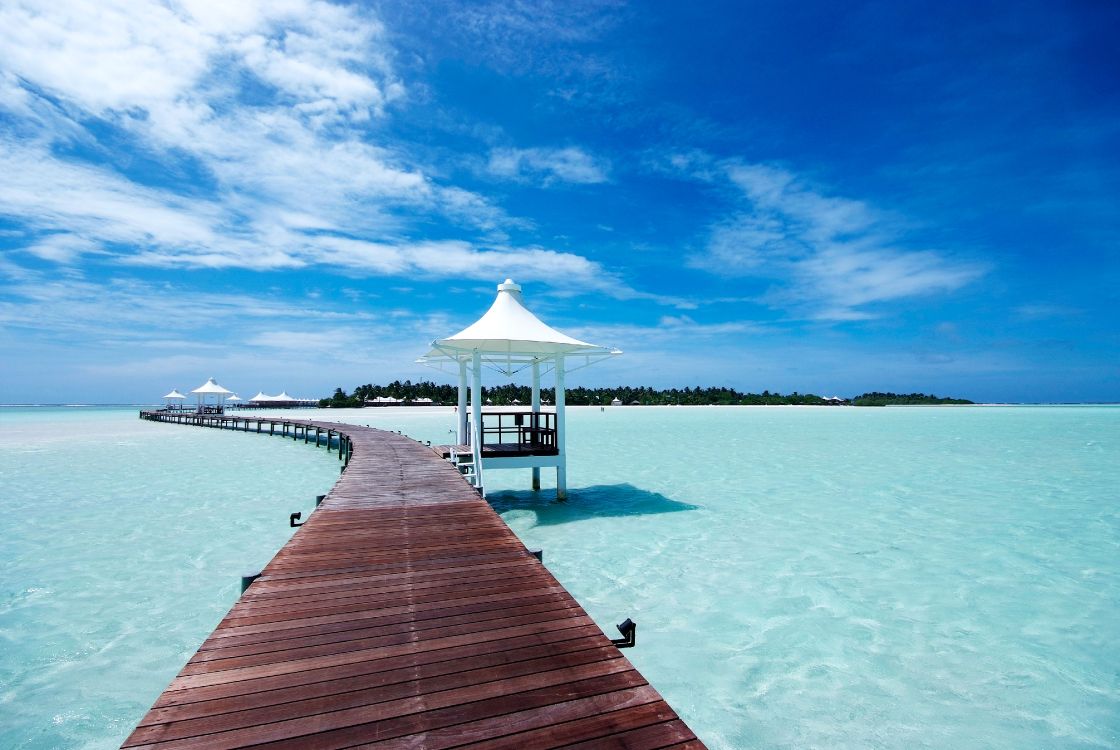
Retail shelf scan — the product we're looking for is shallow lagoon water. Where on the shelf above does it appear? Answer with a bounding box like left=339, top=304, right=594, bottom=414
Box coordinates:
left=1, top=405, right=1118, bottom=748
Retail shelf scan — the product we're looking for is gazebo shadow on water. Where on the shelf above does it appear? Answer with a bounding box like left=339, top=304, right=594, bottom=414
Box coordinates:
left=485, top=483, right=699, bottom=527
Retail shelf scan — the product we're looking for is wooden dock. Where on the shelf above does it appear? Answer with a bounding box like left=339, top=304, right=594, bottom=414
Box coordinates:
left=126, top=411, right=704, bottom=749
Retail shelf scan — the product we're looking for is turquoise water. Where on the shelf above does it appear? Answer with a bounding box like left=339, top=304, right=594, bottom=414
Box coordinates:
left=1, top=406, right=1117, bottom=748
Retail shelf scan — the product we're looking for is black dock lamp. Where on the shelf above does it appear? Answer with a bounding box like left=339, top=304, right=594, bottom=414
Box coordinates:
left=611, top=618, right=637, bottom=648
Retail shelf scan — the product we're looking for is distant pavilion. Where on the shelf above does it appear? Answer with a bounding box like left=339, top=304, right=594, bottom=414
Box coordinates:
left=162, top=388, right=188, bottom=411
left=419, top=279, right=620, bottom=499
left=242, top=391, right=316, bottom=409
left=190, top=377, right=232, bottom=414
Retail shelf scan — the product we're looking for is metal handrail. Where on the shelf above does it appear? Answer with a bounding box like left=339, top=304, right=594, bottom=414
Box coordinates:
left=471, top=411, right=556, bottom=449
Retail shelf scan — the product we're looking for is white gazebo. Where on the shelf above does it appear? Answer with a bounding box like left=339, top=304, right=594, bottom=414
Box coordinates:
left=163, top=388, right=188, bottom=411
left=190, top=377, right=233, bottom=413
left=419, top=278, right=620, bottom=499
left=249, top=392, right=273, bottom=403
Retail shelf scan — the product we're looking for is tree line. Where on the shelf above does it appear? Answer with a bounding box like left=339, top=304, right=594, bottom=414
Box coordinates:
left=849, top=392, right=974, bottom=406
left=319, top=381, right=972, bottom=407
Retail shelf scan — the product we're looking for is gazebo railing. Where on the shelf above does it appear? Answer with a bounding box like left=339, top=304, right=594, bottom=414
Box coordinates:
left=469, top=411, right=556, bottom=451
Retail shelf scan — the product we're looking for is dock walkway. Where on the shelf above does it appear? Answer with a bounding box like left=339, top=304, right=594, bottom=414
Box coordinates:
left=126, top=411, right=703, bottom=749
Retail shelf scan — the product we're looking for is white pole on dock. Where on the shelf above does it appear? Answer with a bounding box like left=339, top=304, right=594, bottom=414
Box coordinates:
left=457, top=359, right=468, bottom=445
left=555, top=355, right=566, bottom=500
left=531, top=359, right=541, bottom=491
left=470, top=350, right=482, bottom=451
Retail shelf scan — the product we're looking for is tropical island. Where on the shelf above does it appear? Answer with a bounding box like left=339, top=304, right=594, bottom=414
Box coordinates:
left=319, top=381, right=973, bottom=408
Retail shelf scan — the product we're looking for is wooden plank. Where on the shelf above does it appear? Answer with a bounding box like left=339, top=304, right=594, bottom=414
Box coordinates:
left=193, top=601, right=584, bottom=665
left=127, top=657, right=634, bottom=745
left=142, top=644, right=621, bottom=727
left=452, top=701, right=683, bottom=750
left=196, top=593, right=578, bottom=653
left=152, top=628, right=611, bottom=711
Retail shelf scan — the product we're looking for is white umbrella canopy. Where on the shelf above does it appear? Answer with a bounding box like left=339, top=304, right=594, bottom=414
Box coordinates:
left=163, top=389, right=187, bottom=400
left=436, top=279, right=602, bottom=354
left=191, top=377, right=233, bottom=395
left=420, top=279, right=620, bottom=375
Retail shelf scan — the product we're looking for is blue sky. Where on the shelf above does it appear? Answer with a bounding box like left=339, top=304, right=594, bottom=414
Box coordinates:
left=0, top=0, right=1116, bottom=403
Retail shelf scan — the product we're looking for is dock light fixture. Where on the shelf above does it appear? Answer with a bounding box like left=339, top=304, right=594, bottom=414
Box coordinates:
left=240, top=570, right=262, bottom=593
left=290, top=512, right=304, bottom=527
left=611, top=618, right=637, bottom=648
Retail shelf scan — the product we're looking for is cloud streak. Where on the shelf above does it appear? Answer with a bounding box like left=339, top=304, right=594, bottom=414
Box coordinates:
left=689, top=162, right=987, bottom=319
left=488, top=146, right=610, bottom=185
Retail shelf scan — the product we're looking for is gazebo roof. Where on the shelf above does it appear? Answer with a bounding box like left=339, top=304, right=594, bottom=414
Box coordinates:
left=272, top=391, right=297, bottom=402
left=420, top=279, right=620, bottom=373
left=191, top=377, right=233, bottom=395
left=163, top=389, right=187, bottom=400
left=248, top=392, right=273, bottom=402
left=226, top=395, right=241, bottom=402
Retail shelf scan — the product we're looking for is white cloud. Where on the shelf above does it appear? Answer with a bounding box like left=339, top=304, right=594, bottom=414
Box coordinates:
left=488, top=146, right=610, bottom=185
left=22, top=234, right=102, bottom=263
left=691, top=162, right=986, bottom=319
left=570, top=314, right=770, bottom=346
left=0, top=142, right=224, bottom=253
left=0, top=138, right=636, bottom=291
left=0, top=0, right=531, bottom=275
left=0, top=0, right=683, bottom=315
left=0, top=275, right=366, bottom=342
left=0, top=271, right=447, bottom=400
left=246, top=330, right=358, bottom=353
left=0, top=0, right=398, bottom=120
left=1012, top=303, right=1081, bottom=321
left=796, top=246, right=984, bottom=310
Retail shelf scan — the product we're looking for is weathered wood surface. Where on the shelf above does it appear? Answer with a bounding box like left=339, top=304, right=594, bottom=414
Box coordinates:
left=126, top=412, right=703, bottom=749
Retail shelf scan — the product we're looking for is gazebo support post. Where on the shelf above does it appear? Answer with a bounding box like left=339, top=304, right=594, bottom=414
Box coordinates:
left=470, top=351, right=482, bottom=452
left=531, top=359, right=541, bottom=491
left=555, top=355, right=567, bottom=500
left=457, top=359, right=468, bottom=445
